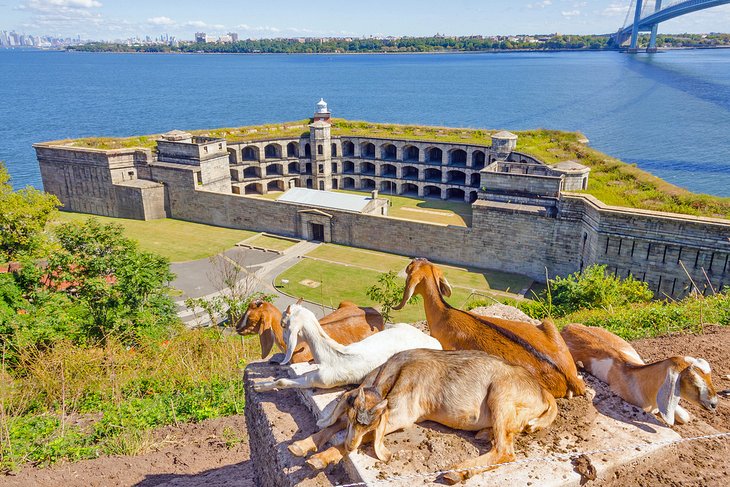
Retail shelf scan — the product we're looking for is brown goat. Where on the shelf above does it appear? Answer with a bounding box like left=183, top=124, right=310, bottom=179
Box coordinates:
left=235, top=300, right=384, bottom=363
left=289, top=349, right=558, bottom=485
left=393, top=258, right=585, bottom=398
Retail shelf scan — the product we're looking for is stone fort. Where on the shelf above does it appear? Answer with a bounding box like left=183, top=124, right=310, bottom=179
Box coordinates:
left=35, top=100, right=729, bottom=298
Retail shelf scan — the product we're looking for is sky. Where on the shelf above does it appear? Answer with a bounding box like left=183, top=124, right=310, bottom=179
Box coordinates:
left=2, top=0, right=730, bottom=40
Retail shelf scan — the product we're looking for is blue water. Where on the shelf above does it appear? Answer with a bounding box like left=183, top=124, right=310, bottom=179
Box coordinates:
left=1, top=49, right=729, bottom=196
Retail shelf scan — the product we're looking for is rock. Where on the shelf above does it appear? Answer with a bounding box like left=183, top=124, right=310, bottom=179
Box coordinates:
left=469, top=303, right=541, bottom=325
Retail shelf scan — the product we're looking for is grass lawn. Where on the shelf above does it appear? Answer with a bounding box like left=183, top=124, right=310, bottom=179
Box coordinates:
left=246, top=192, right=283, bottom=201
left=277, top=259, right=496, bottom=323
left=55, top=212, right=256, bottom=262
left=277, top=243, right=530, bottom=322
left=305, top=244, right=532, bottom=293
left=246, top=234, right=298, bottom=252
left=335, top=189, right=472, bottom=226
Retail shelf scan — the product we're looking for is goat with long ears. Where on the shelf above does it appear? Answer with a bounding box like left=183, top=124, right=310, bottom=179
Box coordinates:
left=562, top=323, right=719, bottom=425
left=235, top=299, right=384, bottom=363
left=393, top=258, right=585, bottom=398
left=289, top=348, right=558, bottom=485
left=252, top=302, right=441, bottom=392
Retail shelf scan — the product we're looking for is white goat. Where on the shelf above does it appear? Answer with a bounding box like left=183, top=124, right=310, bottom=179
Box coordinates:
left=253, top=302, right=442, bottom=392
left=562, top=323, right=719, bottom=425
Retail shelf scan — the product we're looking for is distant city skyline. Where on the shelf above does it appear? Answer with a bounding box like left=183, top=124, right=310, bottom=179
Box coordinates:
left=2, top=0, right=730, bottom=41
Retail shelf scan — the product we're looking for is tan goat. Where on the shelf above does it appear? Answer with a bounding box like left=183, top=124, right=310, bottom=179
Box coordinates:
left=562, top=323, right=719, bottom=425
left=235, top=300, right=384, bottom=363
left=289, top=348, right=557, bottom=485
left=393, top=258, right=585, bottom=398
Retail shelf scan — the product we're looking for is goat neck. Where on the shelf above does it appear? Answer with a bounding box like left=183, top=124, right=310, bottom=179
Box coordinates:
left=296, top=309, right=348, bottom=364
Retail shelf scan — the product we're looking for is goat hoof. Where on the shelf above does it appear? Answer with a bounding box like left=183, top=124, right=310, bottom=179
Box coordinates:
left=442, top=471, right=465, bottom=485
left=288, top=442, right=311, bottom=457
left=306, top=456, right=328, bottom=470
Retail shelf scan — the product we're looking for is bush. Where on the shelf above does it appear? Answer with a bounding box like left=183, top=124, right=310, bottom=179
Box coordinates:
left=542, top=264, right=653, bottom=317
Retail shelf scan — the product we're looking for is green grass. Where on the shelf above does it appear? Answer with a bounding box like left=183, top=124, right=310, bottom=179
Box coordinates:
left=55, top=213, right=256, bottom=262
left=277, top=244, right=529, bottom=322
left=335, top=189, right=472, bottom=226
left=247, top=191, right=284, bottom=201
left=246, top=234, right=298, bottom=252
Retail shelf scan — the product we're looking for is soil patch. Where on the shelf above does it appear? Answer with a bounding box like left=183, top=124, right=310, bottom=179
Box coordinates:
left=3, top=416, right=255, bottom=487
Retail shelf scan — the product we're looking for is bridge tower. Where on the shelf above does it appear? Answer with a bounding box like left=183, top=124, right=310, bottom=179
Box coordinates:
left=648, top=0, right=663, bottom=53
left=628, top=0, right=644, bottom=53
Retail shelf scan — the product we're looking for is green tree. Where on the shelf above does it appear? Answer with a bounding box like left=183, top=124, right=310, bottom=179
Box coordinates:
left=0, top=163, right=60, bottom=261
left=366, top=270, right=419, bottom=323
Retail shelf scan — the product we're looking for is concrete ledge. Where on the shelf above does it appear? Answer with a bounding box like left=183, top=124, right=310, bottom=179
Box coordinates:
left=244, top=361, right=355, bottom=487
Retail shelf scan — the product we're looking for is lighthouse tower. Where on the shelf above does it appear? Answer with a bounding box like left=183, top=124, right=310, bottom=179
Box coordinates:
left=309, top=98, right=333, bottom=191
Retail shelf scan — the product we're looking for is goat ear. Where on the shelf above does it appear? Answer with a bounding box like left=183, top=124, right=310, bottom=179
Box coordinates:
left=657, top=365, right=682, bottom=426
left=259, top=321, right=275, bottom=359
left=356, top=387, right=366, bottom=404
left=438, top=275, right=452, bottom=298
left=371, top=399, right=388, bottom=415
left=296, top=297, right=304, bottom=305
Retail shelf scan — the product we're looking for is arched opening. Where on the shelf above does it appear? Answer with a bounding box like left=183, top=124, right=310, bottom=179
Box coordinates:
left=361, top=142, right=375, bottom=159
left=403, top=145, right=419, bottom=162
left=361, top=178, right=376, bottom=190
left=304, top=162, right=312, bottom=174
left=468, top=190, right=478, bottom=203
left=227, top=148, right=238, bottom=164
left=446, top=188, right=465, bottom=201
left=306, top=178, right=313, bottom=189
left=402, top=166, right=419, bottom=180
left=447, top=170, right=466, bottom=185
left=331, top=162, right=338, bottom=173
left=423, top=185, right=441, bottom=199
left=380, top=164, right=396, bottom=178
left=243, top=166, right=261, bottom=179
left=381, top=143, right=397, bottom=160
left=264, top=143, right=282, bottom=159
left=343, top=161, right=355, bottom=174
left=582, top=177, right=588, bottom=190
left=342, top=141, right=354, bottom=156
left=267, top=180, right=285, bottom=192
left=288, top=161, right=299, bottom=173
left=242, top=146, right=259, bottom=161
left=317, top=144, right=323, bottom=155
left=304, top=143, right=311, bottom=158
left=449, top=149, right=467, bottom=166
left=424, top=168, right=442, bottom=182
left=244, top=182, right=262, bottom=195
left=426, top=147, right=443, bottom=164
left=332, top=178, right=339, bottom=190
left=343, top=177, right=355, bottom=189
left=472, top=150, right=486, bottom=170
left=360, top=162, right=376, bottom=175
left=266, top=164, right=283, bottom=176
left=289, top=178, right=300, bottom=188
left=470, top=173, right=481, bottom=187
left=331, top=143, right=338, bottom=157
left=400, top=183, right=418, bottom=196
left=287, top=142, right=299, bottom=157
left=380, top=180, right=397, bottom=194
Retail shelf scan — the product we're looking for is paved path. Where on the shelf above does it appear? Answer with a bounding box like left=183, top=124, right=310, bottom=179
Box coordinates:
left=172, top=240, right=332, bottom=327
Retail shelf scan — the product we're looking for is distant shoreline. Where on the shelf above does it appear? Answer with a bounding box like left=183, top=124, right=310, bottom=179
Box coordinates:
left=7, top=45, right=729, bottom=56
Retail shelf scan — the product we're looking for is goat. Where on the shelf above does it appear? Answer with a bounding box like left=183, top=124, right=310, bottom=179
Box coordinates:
left=235, top=299, right=384, bottom=363
left=393, top=258, right=585, bottom=398
left=252, top=302, right=442, bottom=392
left=562, top=323, right=719, bottom=425
left=289, top=348, right=558, bottom=485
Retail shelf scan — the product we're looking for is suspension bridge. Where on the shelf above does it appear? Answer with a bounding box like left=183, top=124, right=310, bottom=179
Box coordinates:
left=613, top=0, right=730, bottom=52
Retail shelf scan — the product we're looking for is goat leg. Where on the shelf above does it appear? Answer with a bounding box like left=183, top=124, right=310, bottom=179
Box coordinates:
left=306, top=445, right=347, bottom=470
left=289, top=418, right=346, bottom=457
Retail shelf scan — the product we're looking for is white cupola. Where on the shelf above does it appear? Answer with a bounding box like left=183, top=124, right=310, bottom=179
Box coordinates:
left=316, top=98, right=329, bottom=114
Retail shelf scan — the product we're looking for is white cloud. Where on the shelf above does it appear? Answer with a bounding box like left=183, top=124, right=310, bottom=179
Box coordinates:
left=527, top=0, right=552, bottom=8
left=602, top=2, right=629, bottom=17
left=147, top=16, right=175, bottom=26
left=561, top=10, right=581, bottom=18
